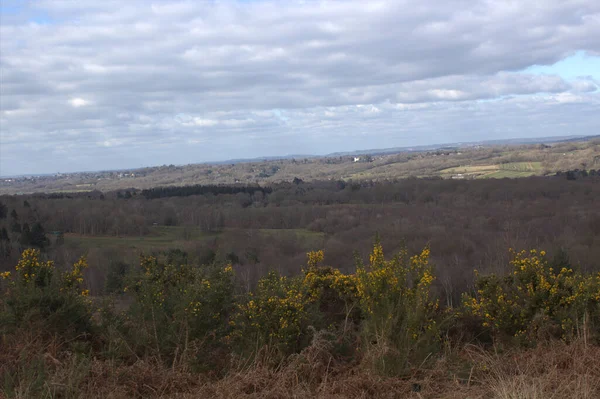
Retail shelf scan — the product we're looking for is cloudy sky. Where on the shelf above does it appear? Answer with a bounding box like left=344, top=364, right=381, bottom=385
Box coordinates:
left=1, top=0, right=599, bottom=176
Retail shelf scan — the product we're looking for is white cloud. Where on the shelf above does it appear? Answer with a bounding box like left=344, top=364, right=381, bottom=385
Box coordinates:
left=191, top=118, right=219, bottom=127
left=68, top=98, right=90, bottom=107
left=1, top=0, right=599, bottom=175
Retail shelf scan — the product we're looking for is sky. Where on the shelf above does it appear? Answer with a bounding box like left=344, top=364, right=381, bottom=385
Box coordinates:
left=1, top=0, right=599, bottom=176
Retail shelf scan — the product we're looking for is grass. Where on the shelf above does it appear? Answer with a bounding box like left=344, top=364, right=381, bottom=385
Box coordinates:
left=468, top=341, right=600, bottom=399
left=481, top=162, right=542, bottom=179
left=483, top=170, right=537, bottom=179
left=258, top=228, right=325, bottom=241
left=438, top=162, right=543, bottom=179
left=499, top=161, right=542, bottom=172
left=438, top=165, right=498, bottom=179
left=64, top=227, right=215, bottom=250
left=64, top=226, right=324, bottom=251
left=3, top=333, right=598, bottom=398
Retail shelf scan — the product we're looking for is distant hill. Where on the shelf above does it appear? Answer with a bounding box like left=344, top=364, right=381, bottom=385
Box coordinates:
left=323, top=135, right=592, bottom=158
left=1, top=135, right=599, bottom=194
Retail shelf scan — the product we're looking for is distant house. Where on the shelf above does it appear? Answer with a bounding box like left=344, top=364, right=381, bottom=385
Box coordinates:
left=353, top=157, right=361, bottom=162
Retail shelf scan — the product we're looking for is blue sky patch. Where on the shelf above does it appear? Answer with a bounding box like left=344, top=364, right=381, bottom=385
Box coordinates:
left=525, top=51, right=600, bottom=81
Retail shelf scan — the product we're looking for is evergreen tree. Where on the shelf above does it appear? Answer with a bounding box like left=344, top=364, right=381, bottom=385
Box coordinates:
left=29, top=222, right=50, bottom=249
left=551, top=248, right=571, bottom=271
left=0, top=227, right=9, bottom=242
left=0, top=227, right=10, bottom=258
left=11, top=221, right=21, bottom=234
left=55, top=231, right=65, bottom=246
left=0, top=201, right=7, bottom=219
left=20, top=223, right=31, bottom=246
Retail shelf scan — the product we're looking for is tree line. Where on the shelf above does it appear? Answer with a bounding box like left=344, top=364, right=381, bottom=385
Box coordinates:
left=140, top=184, right=273, bottom=199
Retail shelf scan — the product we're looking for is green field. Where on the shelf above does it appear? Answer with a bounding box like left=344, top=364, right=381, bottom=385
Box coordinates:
left=438, top=161, right=542, bottom=179
left=64, top=226, right=324, bottom=251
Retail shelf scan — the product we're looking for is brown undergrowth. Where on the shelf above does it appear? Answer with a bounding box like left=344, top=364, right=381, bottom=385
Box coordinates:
left=3, top=329, right=599, bottom=399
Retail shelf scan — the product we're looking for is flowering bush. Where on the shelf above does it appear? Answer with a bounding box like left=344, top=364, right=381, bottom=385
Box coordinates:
left=230, top=271, right=309, bottom=358
left=463, top=249, right=600, bottom=343
left=230, top=243, right=440, bottom=373
left=122, top=255, right=235, bottom=369
left=230, top=250, right=361, bottom=360
left=0, top=249, right=92, bottom=339
left=355, top=241, right=439, bottom=374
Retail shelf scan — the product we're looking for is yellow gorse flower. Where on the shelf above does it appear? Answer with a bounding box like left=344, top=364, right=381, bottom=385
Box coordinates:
left=5, top=249, right=91, bottom=303
left=464, top=248, right=600, bottom=340
left=307, top=250, right=324, bottom=268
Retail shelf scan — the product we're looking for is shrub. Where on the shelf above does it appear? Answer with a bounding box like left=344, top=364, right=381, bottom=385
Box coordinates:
left=355, top=241, right=439, bottom=374
left=463, top=249, right=600, bottom=343
left=0, top=249, right=92, bottom=340
left=230, top=270, right=311, bottom=360
left=230, top=243, right=441, bottom=375
left=122, top=255, right=235, bottom=371
left=302, top=255, right=361, bottom=337
left=104, top=261, right=130, bottom=294
left=230, top=250, right=360, bottom=362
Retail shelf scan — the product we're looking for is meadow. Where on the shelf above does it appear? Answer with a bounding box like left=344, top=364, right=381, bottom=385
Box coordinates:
left=438, top=161, right=543, bottom=179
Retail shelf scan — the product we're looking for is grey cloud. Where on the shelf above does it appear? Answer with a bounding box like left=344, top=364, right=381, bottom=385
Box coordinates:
left=1, top=0, right=599, bottom=175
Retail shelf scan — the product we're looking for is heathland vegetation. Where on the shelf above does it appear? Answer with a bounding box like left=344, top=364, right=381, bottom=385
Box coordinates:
left=1, top=241, right=600, bottom=397
left=1, top=141, right=600, bottom=397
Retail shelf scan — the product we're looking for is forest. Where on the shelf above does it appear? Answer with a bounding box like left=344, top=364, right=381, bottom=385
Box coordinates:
left=1, top=172, right=600, bottom=299
left=1, top=172, right=600, bottom=398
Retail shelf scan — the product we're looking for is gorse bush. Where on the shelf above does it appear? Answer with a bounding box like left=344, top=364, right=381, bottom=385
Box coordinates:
left=120, top=254, right=236, bottom=370
left=463, top=249, right=600, bottom=344
left=355, top=241, right=439, bottom=374
left=230, top=271, right=311, bottom=359
left=302, top=255, right=361, bottom=336
left=0, top=249, right=92, bottom=339
left=230, top=250, right=361, bottom=361
left=230, top=242, right=440, bottom=374
left=3, top=241, right=600, bottom=397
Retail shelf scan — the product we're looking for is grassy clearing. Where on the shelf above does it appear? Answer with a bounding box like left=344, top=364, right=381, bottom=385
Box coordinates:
left=438, top=162, right=543, bottom=179
left=438, top=164, right=500, bottom=179
left=481, top=162, right=542, bottom=179
left=499, top=161, right=542, bottom=172
left=64, top=227, right=216, bottom=250
left=483, top=170, right=537, bottom=179
left=258, top=228, right=325, bottom=241
left=64, top=226, right=324, bottom=251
